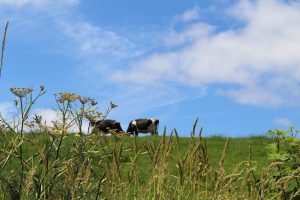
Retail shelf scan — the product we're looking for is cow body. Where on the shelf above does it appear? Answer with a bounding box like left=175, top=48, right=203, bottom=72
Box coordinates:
left=127, top=118, right=159, bottom=136
left=90, top=119, right=123, bottom=134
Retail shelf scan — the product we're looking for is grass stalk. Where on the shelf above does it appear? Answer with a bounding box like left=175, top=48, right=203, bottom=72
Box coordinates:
left=0, top=21, right=9, bottom=77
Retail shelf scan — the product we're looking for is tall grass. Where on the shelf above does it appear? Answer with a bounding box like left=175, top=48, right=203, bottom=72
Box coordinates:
left=1, top=20, right=9, bottom=77
left=0, top=113, right=299, bottom=199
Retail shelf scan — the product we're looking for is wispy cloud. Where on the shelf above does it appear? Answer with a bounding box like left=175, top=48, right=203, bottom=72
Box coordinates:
left=0, top=0, right=141, bottom=72
left=163, top=23, right=214, bottom=47
left=112, top=0, right=300, bottom=107
left=0, top=0, right=78, bottom=8
left=274, top=117, right=293, bottom=128
left=0, top=103, right=58, bottom=125
left=176, top=7, right=201, bottom=22
left=113, top=83, right=206, bottom=114
left=0, top=102, right=14, bottom=119
left=59, top=20, right=141, bottom=60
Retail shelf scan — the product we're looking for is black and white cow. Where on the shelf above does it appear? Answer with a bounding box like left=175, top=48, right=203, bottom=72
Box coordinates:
left=127, top=118, right=159, bottom=136
left=90, top=119, right=123, bottom=134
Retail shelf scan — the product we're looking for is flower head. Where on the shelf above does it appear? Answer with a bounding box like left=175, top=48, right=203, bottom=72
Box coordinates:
left=79, top=96, right=90, bottom=105
left=56, top=92, right=80, bottom=103
left=10, top=87, right=33, bottom=98
left=40, top=85, right=45, bottom=92
left=110, top=101, right=118, bottom=109
left=85, top=111, right=102, bottom=122
left=34, top=114, right=42, bottom=124
left=91, top=99, right=98, bottom=106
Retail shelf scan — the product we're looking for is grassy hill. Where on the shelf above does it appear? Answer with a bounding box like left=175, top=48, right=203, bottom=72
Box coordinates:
left=19, top=134, right=272, bottom=182
left=4, top=129, right=296, bottom=199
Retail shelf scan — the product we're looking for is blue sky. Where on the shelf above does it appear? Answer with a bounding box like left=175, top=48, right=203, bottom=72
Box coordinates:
left=1, top=0, right=300, bottom=137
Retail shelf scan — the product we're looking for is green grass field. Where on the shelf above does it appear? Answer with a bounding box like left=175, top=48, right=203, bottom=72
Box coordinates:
left=114, top=135, right=272, bottom=182
left=16, top=133, right=272, bottom=179
left=1, top=128, right=299, bottom=199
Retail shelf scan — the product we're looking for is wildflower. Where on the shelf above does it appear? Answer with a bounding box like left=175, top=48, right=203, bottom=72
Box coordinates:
left=85, top=114, right=97, bottom=123
left=34, top=114, right=42, bottom=124
left=10, top=87, right=33, bottom=98
left=56, top=92, right=80, bottom=103
left=40, top=85, right=45, bottom=92
left=79, top=96, right=90, bottom=105
left=91, top=99, right=98, bottom=106
left=51, top=120, right=61, bottom=129
left=85, top=111, right=102, bottom=122
left=110, top=101, right=118, bottom=109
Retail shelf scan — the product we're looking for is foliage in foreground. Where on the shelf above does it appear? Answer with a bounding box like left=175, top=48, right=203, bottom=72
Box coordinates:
left=0, top=126, right=299, bottom=199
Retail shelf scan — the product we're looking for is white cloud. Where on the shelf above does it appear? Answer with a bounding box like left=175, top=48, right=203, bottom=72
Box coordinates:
left=0, top=106, right=58, bottom=129
left=177, top=7, right=200, bottom=22
left=0, top=0, right=78, bottom=8
left=0, top=102, right=14, bottom=119
left=34, top=108, right=58, bottom=124
left=274, top=117, right=293, bottom=127
left=59, top=20, right=140, bottom=59
left=116, top=83, right=206, bottom=112
left=0, top=0, right=44, bottom=7
left=112, top=0, right=300, bottom=107
left=0, top=0, right=138, bottom=68
left=163, top=23, right=214, bottom=47
left=219, top=87, right=283, bottom=106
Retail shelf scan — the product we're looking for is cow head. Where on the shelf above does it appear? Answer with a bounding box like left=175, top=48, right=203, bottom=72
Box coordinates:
left=126, top=120, right=137, bottom=135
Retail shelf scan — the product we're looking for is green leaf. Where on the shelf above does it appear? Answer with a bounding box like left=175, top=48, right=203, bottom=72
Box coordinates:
left=291, top=138, right=300, bottom=147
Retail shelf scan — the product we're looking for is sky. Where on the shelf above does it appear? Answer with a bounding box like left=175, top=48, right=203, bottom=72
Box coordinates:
left=0, top=0, right=300, bottom=137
